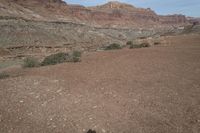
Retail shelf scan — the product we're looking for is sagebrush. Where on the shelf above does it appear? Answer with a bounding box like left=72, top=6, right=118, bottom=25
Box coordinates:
left=105, top=43, right=122, bottom=50
left=126, top=41, right=133, bottom=45
left=129, top=42, right=150, bottom=49
left=41, top=51, right=81, bottom=66
left=41, top=52, right=68, bottom=66
left=0, top=72, right=9, bottom=79
left=23, top=57, right=39, bottom=68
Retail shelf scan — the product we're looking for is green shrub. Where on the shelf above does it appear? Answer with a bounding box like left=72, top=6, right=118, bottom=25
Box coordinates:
left=154, top=42, right=161, bottom=45
left=141, top=42, right=150, bottom=47
left=41, top=51, right=82, bottom=66
left=105, top=43, right=122, bottom=50
left=0, top=72, right=9, bottom=79
left=23, top=57, right=40, bottom=68
left=71, top=51, right=81, bottom=62
left=139, top=36, right=147, bottom=39
left=129, top=42, right=150, bottom=49
left=129, top=44, right=143, bottom=49
left=41, top=52, right=68, bottom=66
left=126, top=41, right=133, bottom=45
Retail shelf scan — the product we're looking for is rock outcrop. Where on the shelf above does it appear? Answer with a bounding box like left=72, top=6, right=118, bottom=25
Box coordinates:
left=159, top=15, right=188, bottom=24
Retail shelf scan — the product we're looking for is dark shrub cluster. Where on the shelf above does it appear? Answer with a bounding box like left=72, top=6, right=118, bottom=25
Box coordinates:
left=139, top=36, right=147, bottom=39
left=0, top=72, right=9, bottom=79
left=41, top=51, right=82, bottom=66
left=154, top=42, right=161, bottom=45
left=64, top=51, right=82, bottom=62
left=41, top=52, right=68, bottom=66
left=126, top=41, right=133, bottom=46
left=129, top=44, right=143, bottom=49
left=41, top=51, right=81, bottom=66
left=129, top=42, right=150, bottom=49
left=140, top=42, right=150, bottom=47
left=105, top=43, right=122, bottom=50
left=23, top=51, right=82, bottom=68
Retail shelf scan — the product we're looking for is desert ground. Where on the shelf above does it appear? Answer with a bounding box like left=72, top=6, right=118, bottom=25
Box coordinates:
left=0, top=34, right=200, bottom=133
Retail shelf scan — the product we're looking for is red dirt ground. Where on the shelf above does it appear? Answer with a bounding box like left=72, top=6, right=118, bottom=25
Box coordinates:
left=0, top=34, right=200, bottom=133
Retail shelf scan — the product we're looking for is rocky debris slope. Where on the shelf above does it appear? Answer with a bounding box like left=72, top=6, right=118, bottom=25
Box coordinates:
left=0, top=17, right=164, bottom=57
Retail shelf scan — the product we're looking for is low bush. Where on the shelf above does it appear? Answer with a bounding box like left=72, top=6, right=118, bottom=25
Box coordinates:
left=23, top=57, right=40, bottom=68
left=126, top=41, right=133, bottom=45
left=141, top=42, right=150, bottom=47
left=129, top=42, right=150, bottom=49
left=154, top=42, right=161, bottom=45
left=129, top=44, right=143, bottom=49
left=0, top=72, right=9, bottom=79
left=105, top=43, right=122, bottom=50
left=41, top=51, right=82, bottom=66
left=139, top=36, right=147, bottom=39
left=41, top=52, right=68, bottom=66
left=71, top=51, right=81, bottom=62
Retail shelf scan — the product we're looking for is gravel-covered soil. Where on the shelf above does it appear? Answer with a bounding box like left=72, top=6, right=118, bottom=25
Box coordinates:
left=0, top=34, right=200, bottom=133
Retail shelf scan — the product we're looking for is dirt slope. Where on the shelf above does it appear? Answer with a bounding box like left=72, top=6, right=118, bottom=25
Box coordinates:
left=0, top=34, right=200, bottom=133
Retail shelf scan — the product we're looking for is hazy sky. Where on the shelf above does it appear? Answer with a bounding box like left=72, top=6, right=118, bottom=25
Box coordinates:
left=64, top=0, right=200, bottom=17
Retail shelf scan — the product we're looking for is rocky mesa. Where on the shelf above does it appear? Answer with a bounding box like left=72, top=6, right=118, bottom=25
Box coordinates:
left=0, top=0, right=189, bottom=27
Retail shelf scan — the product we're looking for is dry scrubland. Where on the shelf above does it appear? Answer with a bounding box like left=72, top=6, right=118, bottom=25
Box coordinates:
left=0, top=34, right=200, bottom=133
left=1, top=1, right=200, bottom=133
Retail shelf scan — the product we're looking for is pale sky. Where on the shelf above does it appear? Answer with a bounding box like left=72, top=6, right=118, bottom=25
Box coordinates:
left=64, top=0, right=200, bottom=17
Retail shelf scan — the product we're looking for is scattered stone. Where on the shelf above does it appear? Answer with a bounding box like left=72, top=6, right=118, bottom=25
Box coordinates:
left=56, top=89, right=62, bottom=93
left=102, top=129, right=106, bottom=133
left=34, top=81, right=39, bottom=85
left=92, top=105, right=97, bottom=109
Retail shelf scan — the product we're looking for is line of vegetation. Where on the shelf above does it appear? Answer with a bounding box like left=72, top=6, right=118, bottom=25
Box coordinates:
left=23, top=51, right=82, bottom=68
left=22, top=40, right=153, bottom=69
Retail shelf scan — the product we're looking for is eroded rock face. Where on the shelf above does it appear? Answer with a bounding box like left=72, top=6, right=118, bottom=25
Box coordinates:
left=0, top=0, right=189, bottom=27
left=159, top=15, right=188, bottom=24
left=187, top=17, right=200, bottom=25
left=87, top=2, right=160, bottom=27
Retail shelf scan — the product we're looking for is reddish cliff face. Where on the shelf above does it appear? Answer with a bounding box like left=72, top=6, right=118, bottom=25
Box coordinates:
left=187, top=17, right=200, bottom=25
left=159, top=15, right=188, bottom=24
left=11, top=0, right=65, bottom=4
left=87, top=1, right=160, bottom=27
left=0, top=0, right=189, bottom=27
left=89, top=1, right=137, bottom=11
